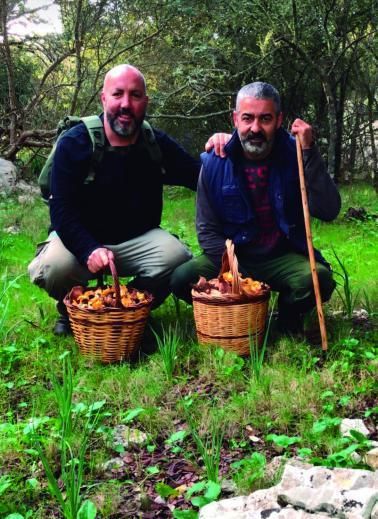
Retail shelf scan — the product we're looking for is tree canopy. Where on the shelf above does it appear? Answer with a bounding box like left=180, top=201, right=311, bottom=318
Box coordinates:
left=0, top=0, right=377, bottom=183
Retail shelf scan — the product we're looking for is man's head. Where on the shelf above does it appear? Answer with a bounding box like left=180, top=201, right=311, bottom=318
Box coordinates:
left=233, top=82, right=283, bottom=160
left=101, top=64, right=148, bottom=144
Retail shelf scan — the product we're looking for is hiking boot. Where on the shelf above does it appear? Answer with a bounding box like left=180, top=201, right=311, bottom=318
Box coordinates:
left=276, top=313, right=304, bottom=337
left=303, top=310, right=322, bottom=345
left=53, top=314, right=72, bottom=336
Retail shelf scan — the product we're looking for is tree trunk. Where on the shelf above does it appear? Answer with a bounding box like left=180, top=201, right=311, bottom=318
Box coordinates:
left=348, top=105, right=360, bottom=176
left=333, top=104, right=344, bottom=184
left=367, top=91, right=378, bottom=190
left=322, top=81, right=338, bottom=181
left=0, top=0, right=18, bottom=146
left=70, top=0, right=84, bottom=114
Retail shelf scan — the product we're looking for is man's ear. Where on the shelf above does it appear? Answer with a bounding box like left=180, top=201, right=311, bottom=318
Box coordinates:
left=276, top=112, right=283, bottom=128
left=232, top=110, right=238, bottom=128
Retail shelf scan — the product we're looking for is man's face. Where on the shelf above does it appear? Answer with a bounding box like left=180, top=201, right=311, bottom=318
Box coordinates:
left=233, top=97, right=283, bottom=160
left=101, top=67, right=148, bottom=140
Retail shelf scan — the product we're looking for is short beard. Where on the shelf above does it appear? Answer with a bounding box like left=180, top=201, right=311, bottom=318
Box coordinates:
left=106, top=110, right=143, bottom=138
left=239, top=133, right=273, bottom=160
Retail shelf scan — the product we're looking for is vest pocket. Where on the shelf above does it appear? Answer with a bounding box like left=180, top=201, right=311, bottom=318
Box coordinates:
left=221, top=185, right=250, bottom=223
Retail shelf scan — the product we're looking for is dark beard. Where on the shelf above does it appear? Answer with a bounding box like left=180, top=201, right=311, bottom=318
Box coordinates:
left=107, top=108, right=143, bottom=138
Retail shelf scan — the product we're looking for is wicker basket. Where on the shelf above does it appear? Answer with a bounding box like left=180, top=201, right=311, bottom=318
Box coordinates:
left=192, top=240, right=270, bottom=356
left=64, top=259, right=153, bottom=363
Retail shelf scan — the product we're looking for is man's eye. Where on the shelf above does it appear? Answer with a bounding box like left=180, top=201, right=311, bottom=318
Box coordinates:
left=261, top=115, right=272, bottom=122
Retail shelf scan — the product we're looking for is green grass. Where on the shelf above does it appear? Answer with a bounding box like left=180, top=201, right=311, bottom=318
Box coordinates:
left=0, top=183, right=377, bottom=518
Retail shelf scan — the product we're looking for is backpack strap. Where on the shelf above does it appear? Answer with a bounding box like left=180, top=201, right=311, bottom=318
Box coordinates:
left=141, top=120, right=163, bottom=166
left=81, top=115, right=105, bottom=184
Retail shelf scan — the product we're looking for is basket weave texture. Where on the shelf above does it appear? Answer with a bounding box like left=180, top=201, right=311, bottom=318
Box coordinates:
left=64, top=259, right=153, bottom=363
left=192, top=240, right=270, bottom=356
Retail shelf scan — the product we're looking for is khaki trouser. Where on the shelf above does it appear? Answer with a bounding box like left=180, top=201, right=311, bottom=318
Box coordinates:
left=28, top=228, right=192, bottom=313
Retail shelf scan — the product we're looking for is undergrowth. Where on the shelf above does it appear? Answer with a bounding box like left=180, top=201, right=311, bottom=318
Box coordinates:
left=0, top=184, right=376, bottom=518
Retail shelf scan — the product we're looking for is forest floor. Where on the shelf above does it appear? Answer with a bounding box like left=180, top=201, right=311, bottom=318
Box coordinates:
left=0, top=183, right=377, bottom=519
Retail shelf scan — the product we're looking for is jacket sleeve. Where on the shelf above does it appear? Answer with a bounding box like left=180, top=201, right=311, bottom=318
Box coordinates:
left=49, top=132, right=102, bottom=265
left=304, top=146, right=341, bottom=221
left=196, top=166, right=226, bottom=267
left=156, top=131, right=201, bottom=191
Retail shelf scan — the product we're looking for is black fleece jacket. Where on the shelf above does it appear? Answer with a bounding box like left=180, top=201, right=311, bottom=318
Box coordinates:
left=49, top=120, right=200, bottom=265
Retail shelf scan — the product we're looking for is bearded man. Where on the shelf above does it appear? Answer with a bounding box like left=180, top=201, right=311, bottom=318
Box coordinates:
left=28, top=64, right=202, bottom=335
left=171, top=81, right=341, bottom=337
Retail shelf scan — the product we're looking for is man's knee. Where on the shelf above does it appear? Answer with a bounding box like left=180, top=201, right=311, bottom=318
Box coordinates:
left=170, top=260, right=196, bottom=296
left=170, top=255, right=218, bottom=303
left=318, top=266, right=336, bottom=302
left=159, top=236, right=192, bottom=272
left=28, top=239, right=87, bottom=299
left=295, top=264, right=335, bottom=303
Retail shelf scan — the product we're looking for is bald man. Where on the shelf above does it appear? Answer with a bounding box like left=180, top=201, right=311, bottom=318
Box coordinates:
left=28, top=64, right=201, bottom=335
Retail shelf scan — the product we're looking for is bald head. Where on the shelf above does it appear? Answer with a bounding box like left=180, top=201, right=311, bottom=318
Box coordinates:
left=101, top=63, right=148, bottom=145
left=103, top=64, right=146, bottom=94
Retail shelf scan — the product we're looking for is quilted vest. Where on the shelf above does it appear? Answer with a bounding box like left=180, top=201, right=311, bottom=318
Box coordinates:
left=200, top=128, right=327, bottom=265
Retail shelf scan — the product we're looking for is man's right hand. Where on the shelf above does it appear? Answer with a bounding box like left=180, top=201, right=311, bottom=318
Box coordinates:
left=87, top=247, right=114, bottom=273
left=205, top=133, right=232, bottom=158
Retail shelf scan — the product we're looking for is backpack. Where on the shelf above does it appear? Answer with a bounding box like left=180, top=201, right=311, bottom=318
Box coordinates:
left=38, top=115, right=162, bottom=203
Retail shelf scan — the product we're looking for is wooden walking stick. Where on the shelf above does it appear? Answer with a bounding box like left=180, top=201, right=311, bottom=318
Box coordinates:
left=296, top=137, right=328, bottom=350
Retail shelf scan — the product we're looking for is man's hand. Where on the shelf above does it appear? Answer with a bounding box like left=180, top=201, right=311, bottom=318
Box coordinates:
left=291, top=119, right=314, bottom=149
left=87, top=247, right=114, bottom=274
left=205, top=133, right=232, bottom=158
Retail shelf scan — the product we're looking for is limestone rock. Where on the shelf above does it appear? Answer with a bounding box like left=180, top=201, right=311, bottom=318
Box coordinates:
left=265, top=456, right=286, bottom=483
left=4, top=224, right=21, bottom=234
left=278, top=462, right=378, bottom=518
left=365, top=447, right=378, bottom=470
left=111, top=425, right=148, bottom=451
left=198, top=495, right=248, bottom=519
left=16, top=180, right=40, bottom=203
left=340, top=418, right=370, bottom=438
left=200, top=461, right=378, bottom=519
left=102, top=457, right=126, bottom=472
left=0, top=158, right=17, bottom=194
left=221, top=479, right=237, bottom=495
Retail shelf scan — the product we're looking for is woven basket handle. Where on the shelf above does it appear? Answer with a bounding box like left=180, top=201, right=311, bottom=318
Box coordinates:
left=95, top=259, right=121, bottom=307
left=220, top=239, right=241, bottom=295
left=108, top=257, right=121, bottom=307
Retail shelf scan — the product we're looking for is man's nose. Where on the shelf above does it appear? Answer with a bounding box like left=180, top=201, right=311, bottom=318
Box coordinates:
left=250, top=118, right=261, bottom=133
left=120, top=94, right=130, bottom=108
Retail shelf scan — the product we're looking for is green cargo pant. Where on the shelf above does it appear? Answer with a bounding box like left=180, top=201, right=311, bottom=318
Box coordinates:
left=170, top=250, right=335, bottom=332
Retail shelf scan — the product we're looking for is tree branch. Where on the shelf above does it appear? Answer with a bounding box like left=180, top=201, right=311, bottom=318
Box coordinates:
left=148, top=109, right=232, bottom=120
left=3, top=129, right=55, bottom=160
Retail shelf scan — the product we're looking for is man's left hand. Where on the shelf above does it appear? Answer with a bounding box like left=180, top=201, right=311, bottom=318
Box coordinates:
left=291, top=119, right=314, bottom=149
left=205, top=133, right=232, bottom=158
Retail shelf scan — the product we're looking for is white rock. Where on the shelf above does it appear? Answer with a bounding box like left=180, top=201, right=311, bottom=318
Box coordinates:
left=102, top=457, right=125, bottom=471
left=200, top=461, right=378, bottom=519
left=14, top=179, right=39, bottom=194
left=111, top=425, right=148, bottom=450
left=365, top=447, right=378, bottom=470
left=0, top=158, right=17, bottom=194
left=340, top=418, right=370, bottom=438
left=4, top=225, right=20, bottom=234
left=265, top=456, right=286, bottom=483
left=199, top=495, right=250, bottom=519
left=350, top=451, right=362, bottom=464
